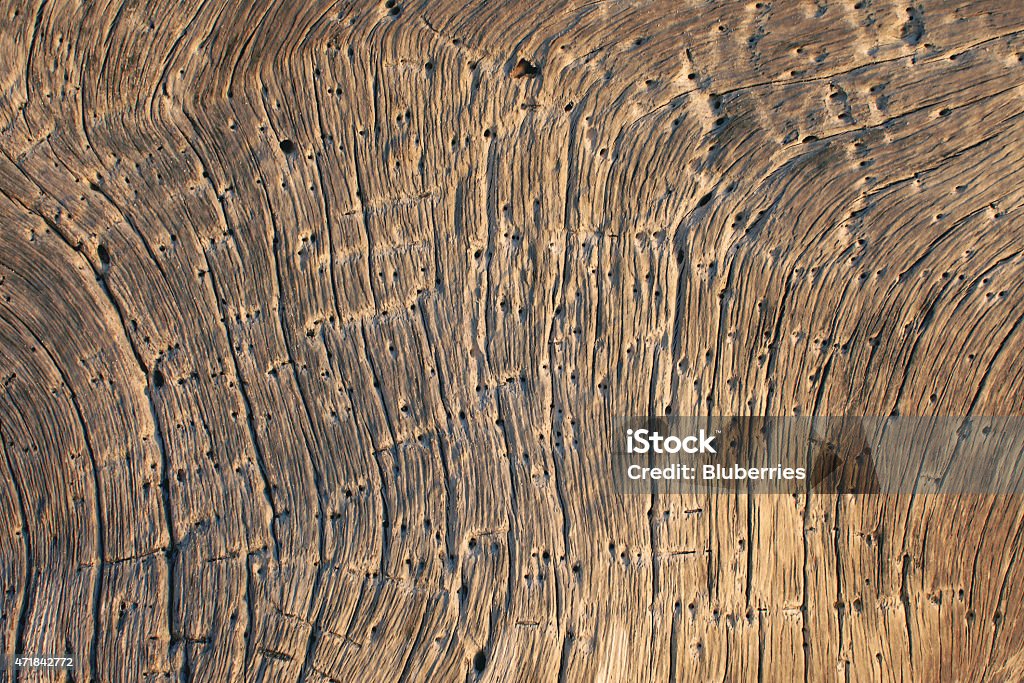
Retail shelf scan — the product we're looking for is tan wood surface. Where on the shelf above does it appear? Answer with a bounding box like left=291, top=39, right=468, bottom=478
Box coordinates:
left=1, top=0, right=1023, bottom=680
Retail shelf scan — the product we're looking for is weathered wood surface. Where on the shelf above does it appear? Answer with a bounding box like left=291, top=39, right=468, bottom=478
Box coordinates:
left=1, top=0, right=1023, bottom=680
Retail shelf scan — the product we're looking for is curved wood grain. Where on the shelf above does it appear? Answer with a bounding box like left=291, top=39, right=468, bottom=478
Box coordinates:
left=1, top=0, right=1023, bottom=680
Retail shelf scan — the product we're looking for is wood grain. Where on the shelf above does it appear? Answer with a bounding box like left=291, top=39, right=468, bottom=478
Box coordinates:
left=1, top=0, right=1023, bottom=680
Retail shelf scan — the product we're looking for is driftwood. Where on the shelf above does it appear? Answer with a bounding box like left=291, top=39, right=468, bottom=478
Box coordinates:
left=1, top=0, right=1023, bottom=680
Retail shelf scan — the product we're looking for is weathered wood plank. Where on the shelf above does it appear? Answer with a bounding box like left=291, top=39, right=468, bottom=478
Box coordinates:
left=1, top=0, right=1023, bottom=681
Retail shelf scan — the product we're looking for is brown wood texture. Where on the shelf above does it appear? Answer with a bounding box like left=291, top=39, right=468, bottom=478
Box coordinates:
left=1, top=0, right=1024, bottom=680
